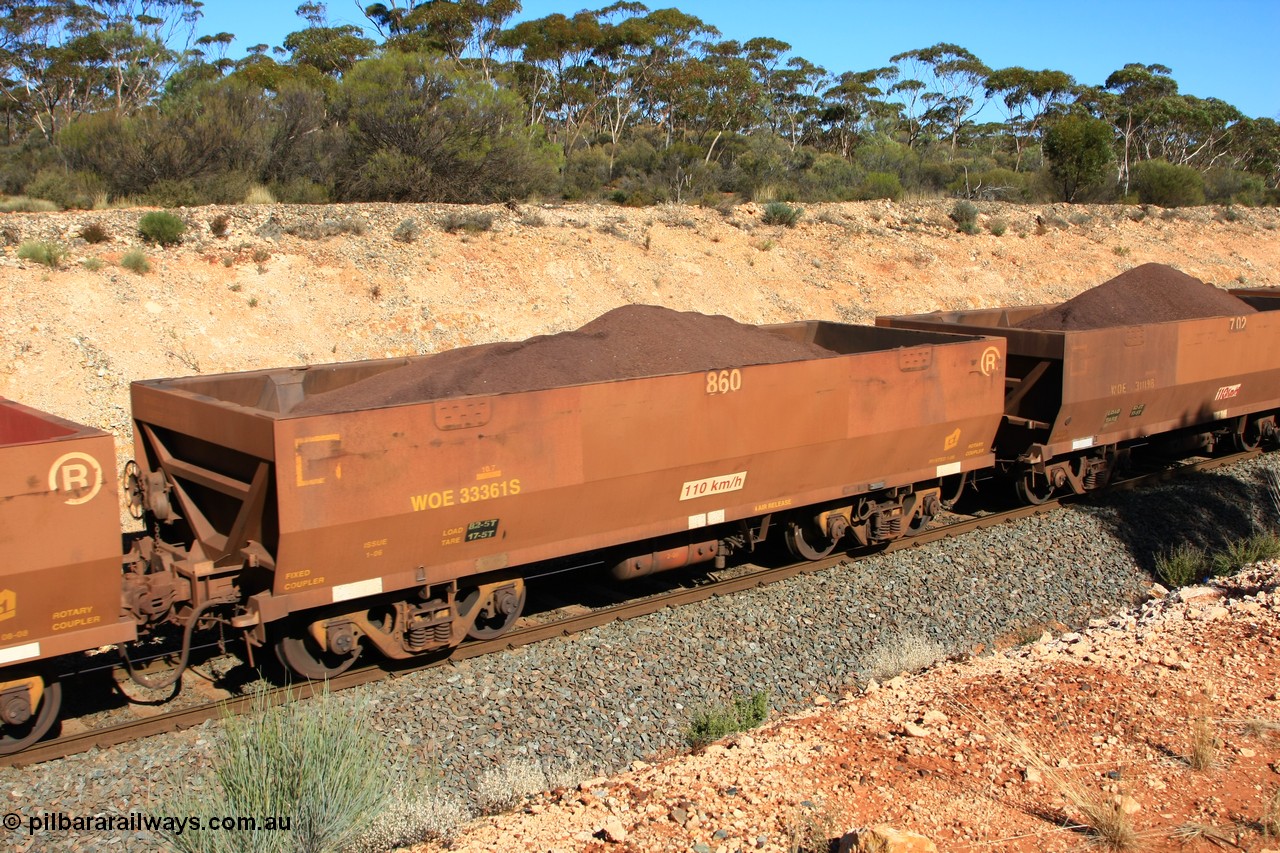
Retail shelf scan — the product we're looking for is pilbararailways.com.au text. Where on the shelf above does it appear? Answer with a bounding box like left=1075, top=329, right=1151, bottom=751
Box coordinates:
left=7, top=811, right=292, bottom=836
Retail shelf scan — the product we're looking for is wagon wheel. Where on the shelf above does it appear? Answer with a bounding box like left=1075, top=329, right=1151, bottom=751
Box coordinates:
left=908, top=494, right=941, bottom=534
left=1232, top=417, right=1264, bottom=452
left=1015, top=470, right=1055, bottom=506
left=463, top=584, right=527, bottom=641
left=274, top=619, right=361, bottom=680
left=0, top=671, right=62, bottom=755
left=784, top=521, right=837, bottom=561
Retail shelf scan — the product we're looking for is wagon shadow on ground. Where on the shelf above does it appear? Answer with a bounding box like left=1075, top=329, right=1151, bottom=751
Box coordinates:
left=1087, top=462, right=1275, bottom=579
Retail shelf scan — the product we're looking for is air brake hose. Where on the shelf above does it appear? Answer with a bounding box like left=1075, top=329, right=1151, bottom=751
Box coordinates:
left=118, top=598, right=220, bottom=690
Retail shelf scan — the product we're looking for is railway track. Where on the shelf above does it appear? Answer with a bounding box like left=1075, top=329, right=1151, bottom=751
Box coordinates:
left=4, top=450, right=1257, bottom=768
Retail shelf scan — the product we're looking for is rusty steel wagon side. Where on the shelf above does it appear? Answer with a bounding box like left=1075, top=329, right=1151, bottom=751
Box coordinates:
left=128, top=321, right=1007, bottom=678
left=0, top=398, right=136, bottom=752
left=877, top=305, right=1280, bottom=502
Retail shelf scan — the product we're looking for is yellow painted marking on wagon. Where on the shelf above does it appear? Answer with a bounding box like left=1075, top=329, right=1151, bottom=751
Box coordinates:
left=295, top=434, right=341, bottom=487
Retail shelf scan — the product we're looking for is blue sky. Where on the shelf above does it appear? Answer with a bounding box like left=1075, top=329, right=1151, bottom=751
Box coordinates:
left=197, top=0, right=1280, bottom=120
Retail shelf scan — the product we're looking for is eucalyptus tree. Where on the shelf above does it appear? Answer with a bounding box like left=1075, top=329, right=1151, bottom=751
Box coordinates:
left=283, top=2, right=376, bottom=79
left=1135, top=94, right=1242, bottom=171
left=1230, top=117, right=1280, bottom=190
left=626, top=6, right=716, bottom=147
left=772, top=56, right=827, bottom=151
left=1088, top=62, right=1179, bottom=194
left=889, top=42, right=989, bottom=152
left=334, top=50, right=559, bottom=201
left=817, top=67, right=897, bottom=157
left=496, top=9, right=602, bottom=135
left=677, top=38, right=759, bottom=162
left=983, top=66, right=1075, bottom=170
left=1, top=0, right=204, bottom=143
left=365, top=0, right=521, bottom=76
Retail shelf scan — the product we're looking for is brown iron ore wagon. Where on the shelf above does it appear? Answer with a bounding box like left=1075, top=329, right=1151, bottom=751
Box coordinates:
left=0, top=399, right=136, bottom=751
left=878, top=267, right=1280, bottom=503
left=127, top=314, right=1007, bottom=680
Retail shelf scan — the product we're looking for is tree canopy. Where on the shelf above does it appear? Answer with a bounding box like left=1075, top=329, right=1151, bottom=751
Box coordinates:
left=1, top=1, right=1274, bottom=207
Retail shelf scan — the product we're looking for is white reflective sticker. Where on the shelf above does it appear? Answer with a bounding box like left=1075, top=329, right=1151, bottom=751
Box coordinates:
left=332, top=578, right=382, bottom=603
left=936, top=461, right=962, bottom=477
left=0, top=641, right=40, bottom=665
left=688, top=513, right=707, bottom=529
left=680, top=471, right=747, bottom=501
left=707, top=509, right=726, bottom=524
left=1212, top=409, right=1229, bottom=420
left=1071, top=437, right=1094, bottom=450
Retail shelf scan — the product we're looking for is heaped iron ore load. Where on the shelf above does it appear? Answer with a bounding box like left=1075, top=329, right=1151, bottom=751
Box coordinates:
left=129, top=307, right=1005, bottom=679
left=879, top=264, right=1279, bottom=503
left=293, top=305, right=839, bottom=411
left=0, top=399, right=136, bottom=752
left=1014, top=263, right=1257, bottom=330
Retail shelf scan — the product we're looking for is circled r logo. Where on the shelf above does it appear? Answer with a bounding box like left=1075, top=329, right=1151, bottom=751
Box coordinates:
left=980, top=346, right=1001, bottom=377
left=48, top=451, right=103, bottom=505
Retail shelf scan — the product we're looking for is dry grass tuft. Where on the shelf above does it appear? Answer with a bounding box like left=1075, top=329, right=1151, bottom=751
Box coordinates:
left=474, top=758, right=547, bottom=814
left=1187, top=689, right=1221, bottom=771
left=1170, top=822, right=1231, bottom=843
left=784, top=800, right=836, bottom=853
left=1239, top=718, right=1280, bottom=740
left=992, top=731, right=1141, bottom=850
left=1263, top=786, right=1280, bottom=837
left=861, top=631, right=947, bottom=681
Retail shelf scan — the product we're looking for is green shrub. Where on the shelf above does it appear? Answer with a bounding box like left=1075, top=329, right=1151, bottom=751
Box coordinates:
left=856, top=171, right=903, bottom=201
left=560, top=147, right=611, bottom=200
left=270, top=178, right=331, bottom=205
left=0, top=196, right=58, bottom=213
left=1210, top=531, right=1280, bottom=577
left=1155, top=542, right=1205, bottom=587
left=393, top=218, right=420, bottom=243
left=610, top=188, right=658, bottom=207
left=987, top=217, right=1008, bottom=237
left=120, top=248, right=151, bottom=274
left=1131, top=159, right=1205, bottom=208
left=440, top=210, right=494, bottom=233
left=761, top=202, right=802, bottom=227
left=138, top=211, right=187, bottom=246
left=24, top=168, right=106, bottom=209
left=685, top=691, right=769, bottom=750
left=243, top=183, right=276, bottom=204
left=143, top=179, right=201, bottom=207
left=82, top=257, right=104, bottom=271
left=78, top=222, right=110, bottom=244
left=951, top=167, right=1033, bottom=202
left=158, top=688, right=393, bottom=853
left=951, top=200, right=979, bottom=234
left=284, top=217, right=367, bottom=239
left=1204, top=167, right=1266, bottom=206
left=17, top=240, right=66, bottom=268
